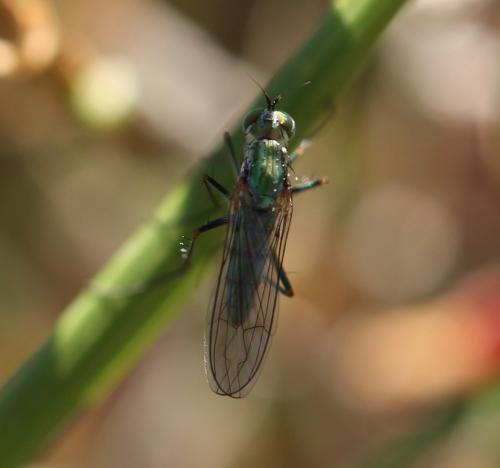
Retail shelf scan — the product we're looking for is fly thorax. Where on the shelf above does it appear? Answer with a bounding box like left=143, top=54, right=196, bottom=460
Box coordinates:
left=245, top=139, right=287, bottom=209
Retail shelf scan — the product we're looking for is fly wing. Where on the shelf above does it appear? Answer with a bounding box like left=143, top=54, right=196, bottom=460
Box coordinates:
left=205, top=182, right=292, bottom=398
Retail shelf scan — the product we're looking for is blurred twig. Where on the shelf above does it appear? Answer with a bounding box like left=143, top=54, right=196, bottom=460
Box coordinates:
left=0, top=0, right=409, bottom=466
left=353, top=403, right=466, bottom=468
left=357, top=385, right=500, bottom=468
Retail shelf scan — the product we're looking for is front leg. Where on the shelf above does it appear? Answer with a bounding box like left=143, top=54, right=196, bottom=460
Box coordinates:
left=292, top=177, right=328, bottom=195
left=289, top=139, right=312, bottom=164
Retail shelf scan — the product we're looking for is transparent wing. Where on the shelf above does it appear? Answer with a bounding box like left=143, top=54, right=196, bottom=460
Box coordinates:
left=204, top=181, right=292, bottom=398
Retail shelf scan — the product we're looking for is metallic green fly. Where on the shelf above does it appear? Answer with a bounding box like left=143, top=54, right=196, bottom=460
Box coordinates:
left=185, top=91, right=327, bottom=398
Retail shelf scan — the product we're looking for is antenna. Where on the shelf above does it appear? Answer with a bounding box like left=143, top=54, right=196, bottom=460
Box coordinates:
left=246, top=73, right=272, bottom=109
left=271, top=95, right=282, bottom=110
left=246, top=73, right=313, bottom=109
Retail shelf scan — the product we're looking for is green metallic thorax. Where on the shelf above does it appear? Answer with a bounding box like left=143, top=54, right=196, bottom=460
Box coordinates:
left=244, top=139, right=288, bottom=210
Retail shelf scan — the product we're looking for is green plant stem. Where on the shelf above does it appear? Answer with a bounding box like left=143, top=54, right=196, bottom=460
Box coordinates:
left=0, top=0, right=408, bottom=465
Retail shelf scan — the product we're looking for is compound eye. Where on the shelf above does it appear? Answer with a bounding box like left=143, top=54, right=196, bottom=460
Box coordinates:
left=281, top=114, right=296, bottom=139
left=242, top=108, right=263, bottom=133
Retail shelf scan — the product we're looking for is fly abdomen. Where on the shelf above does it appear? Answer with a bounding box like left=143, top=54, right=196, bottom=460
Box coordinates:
left=224, top=208, right=277, bottom=327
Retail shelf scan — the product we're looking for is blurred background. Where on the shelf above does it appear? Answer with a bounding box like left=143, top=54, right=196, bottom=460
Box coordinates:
left=2, top=0, right=500, bottom=466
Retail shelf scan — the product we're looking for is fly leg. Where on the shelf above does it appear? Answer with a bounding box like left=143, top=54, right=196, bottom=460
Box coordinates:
left=202, top=174, right=231, bottom=212
left=289, top=139, right=312, bottom=164
left=269, top=249, right=294, bottom=297
left=224, top=132, right=240, bottom=179
left=276, top=262, right=294, bottom=297
left=289, top=101, right=335, bottom=164
left=204, top=174, right=231, bottom=199
left=93, top=216, right=228, bottom=298
left=204, top=133, right=237, bottom=209
left=268, top=174, right=328, bottom=298
left=268, top=171, right=328, bottom=296
left=186, top=175, right=231, bottom=264
left=182, top=216, right=229, bottom=263
left=203, top=132, right=236, bottom=209
left=291, top=178, right=328, bottom=195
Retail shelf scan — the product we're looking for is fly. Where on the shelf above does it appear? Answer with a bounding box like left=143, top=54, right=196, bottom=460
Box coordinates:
left=185, top=91, right=327, bottom=398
